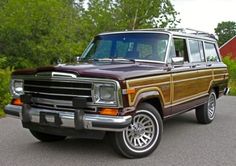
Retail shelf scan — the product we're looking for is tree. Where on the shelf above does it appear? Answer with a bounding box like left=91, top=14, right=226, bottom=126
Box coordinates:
left=0, top=0, right=179, bottom=69
left=0, top=0, right=81, bottom=68
left=77, top=0, right=179, bottom=53
left=115, top=0, right=179, bottom=30
left=215, top=21, right=236, bottom=46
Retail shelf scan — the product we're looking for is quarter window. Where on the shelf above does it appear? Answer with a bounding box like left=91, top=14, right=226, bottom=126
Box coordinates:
left=189, top=40, right=205, bottom=62
left=205, top=43, right=219, bottom=62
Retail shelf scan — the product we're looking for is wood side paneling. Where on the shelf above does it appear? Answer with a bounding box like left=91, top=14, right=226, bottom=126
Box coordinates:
left=126, top=68, right=228, bottom=110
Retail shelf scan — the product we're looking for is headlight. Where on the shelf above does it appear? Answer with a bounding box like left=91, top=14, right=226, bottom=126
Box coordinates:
left=93, top=83, right=116, bottom=105
left=10, top=79, right=24, bottom=97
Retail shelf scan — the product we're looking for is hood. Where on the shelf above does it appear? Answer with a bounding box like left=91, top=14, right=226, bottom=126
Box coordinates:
left=12, top=62, right=167, bottom=81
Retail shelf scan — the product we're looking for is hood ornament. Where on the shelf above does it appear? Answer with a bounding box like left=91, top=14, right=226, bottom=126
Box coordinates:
left=36, top=72, right=77, bottom=79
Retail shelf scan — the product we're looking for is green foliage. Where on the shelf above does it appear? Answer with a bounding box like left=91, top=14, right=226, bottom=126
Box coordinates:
left=78, top=0, right=180, bottom=54
left=223, top=56, right=236, bottom=96
left=0, top=0, right=81, bottom=68
left=0, top=68, right=12, bottom=117
left=215, top=21, right=236, bottom=46
left=0, top=0, right=180, bottom=114
left=0, top=0, right=179, bottom=69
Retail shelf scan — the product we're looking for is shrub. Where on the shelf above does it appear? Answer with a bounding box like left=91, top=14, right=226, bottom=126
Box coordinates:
left=223, top=56, right=236, bottom=96
left=0, top=68, right=12, bottom=117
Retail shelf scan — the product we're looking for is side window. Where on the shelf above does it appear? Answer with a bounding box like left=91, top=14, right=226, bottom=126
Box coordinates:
left=205, top=43, right=220, bottom=62
left=173, top=38, right=189, bottom=62
left=189, top=40, right=205, bottom=62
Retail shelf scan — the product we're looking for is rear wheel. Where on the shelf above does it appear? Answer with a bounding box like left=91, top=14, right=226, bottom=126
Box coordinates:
left=30, top=130, right=66, bottom=142
left=110, top=103, right=163, bottom=158
left=195, top=91, right=217, bottom=124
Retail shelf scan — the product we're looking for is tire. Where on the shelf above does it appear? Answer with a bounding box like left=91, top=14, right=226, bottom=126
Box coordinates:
left=195, top=91, right=217, bottom=124
left=30, top=130, right=66, bottom=142
left=110, top=103, right=163, bottom=158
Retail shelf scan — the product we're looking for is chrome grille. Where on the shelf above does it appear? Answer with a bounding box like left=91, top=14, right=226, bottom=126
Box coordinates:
left=23, top=80, right=95, bottom=112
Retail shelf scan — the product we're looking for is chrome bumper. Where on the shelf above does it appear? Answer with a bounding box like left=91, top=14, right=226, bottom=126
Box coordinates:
left=4, top=104, right=132, bottom=132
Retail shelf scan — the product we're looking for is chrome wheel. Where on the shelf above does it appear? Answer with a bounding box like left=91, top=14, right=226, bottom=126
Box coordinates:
left=208, top=93, right=216, bottom=120
left=196, top=91, right=217, bottom=124
left=123, top=110, right=159, bottom=153
left=111, top=103, right=163, bottom=158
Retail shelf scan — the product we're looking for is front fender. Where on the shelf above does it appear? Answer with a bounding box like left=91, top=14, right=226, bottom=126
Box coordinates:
left=128, top=87, right=165, bottom=109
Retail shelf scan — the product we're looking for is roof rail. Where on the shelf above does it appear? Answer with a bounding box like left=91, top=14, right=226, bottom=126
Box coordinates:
left=136, top=28, right=216, bottom=39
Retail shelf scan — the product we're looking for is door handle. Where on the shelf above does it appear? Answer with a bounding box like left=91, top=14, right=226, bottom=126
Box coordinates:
left=207, top=64, right=212, bottom=67
left=191, top=64, right=200, bottom=68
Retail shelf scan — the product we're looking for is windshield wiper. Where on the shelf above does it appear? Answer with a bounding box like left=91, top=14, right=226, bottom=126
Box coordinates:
left=111, top=58, right=136, bottom=63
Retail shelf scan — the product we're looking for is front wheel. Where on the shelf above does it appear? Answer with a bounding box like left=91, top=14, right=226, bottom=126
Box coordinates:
left=195, top=91, right=217, bottom=124
left=110, top=103, right=163, bottom=158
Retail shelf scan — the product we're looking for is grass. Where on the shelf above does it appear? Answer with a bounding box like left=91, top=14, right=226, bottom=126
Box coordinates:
left=228, top=79, right=236, bottom=96
left=0, top=110, right=5, bottom=118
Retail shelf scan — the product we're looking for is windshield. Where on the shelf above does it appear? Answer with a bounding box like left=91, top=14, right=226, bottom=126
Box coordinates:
left=81, top=33, right=170, bottom=62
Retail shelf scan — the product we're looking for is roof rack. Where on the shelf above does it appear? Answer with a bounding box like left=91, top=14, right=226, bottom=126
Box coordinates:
left=136, top=28, right=216, bottom=39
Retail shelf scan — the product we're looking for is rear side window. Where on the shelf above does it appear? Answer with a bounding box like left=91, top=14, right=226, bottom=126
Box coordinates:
left=173, top=38, right=189, bottom=62
left=189, top=40, right=205, bottom=62
left=205, top=43, right=220, bottom=62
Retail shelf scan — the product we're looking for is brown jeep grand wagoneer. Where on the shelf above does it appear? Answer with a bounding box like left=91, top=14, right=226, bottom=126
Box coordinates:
left=5, top=28, right=228, bottom=158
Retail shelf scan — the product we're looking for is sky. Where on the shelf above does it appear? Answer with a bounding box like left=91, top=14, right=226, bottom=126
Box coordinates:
left=172, top=0, right=236, bottom=34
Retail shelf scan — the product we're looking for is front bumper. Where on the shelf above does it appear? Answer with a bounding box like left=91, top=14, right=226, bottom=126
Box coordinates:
left=224, top=87, right=230, bottom=95
left=4, top=104, right=132, bottom=132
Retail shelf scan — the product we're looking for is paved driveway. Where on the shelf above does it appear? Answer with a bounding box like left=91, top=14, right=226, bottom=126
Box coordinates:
left=0, top=96, right=236, bottom=166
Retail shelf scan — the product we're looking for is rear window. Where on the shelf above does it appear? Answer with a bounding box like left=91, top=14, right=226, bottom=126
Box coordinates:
left=204, top=43, right=220, bottom=62
left=189, top=40, right=205, bottom=62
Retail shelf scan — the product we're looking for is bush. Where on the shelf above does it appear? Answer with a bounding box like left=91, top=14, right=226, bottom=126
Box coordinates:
left=0, top=68, right=12, bottom=117
left=223, top=56, right=236, bottom=96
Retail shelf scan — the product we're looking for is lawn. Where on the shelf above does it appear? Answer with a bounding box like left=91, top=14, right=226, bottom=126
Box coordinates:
left=229, top=79, right=236, bottom=96
left=0, top=110, right=5, bottom=117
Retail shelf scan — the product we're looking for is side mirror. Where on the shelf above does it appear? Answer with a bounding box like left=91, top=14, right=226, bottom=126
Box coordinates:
left=76, top=56, right=81, bottom=62
left=171, top=57, right=184, bottom=66
left=56, top=58, right=62, bottom=65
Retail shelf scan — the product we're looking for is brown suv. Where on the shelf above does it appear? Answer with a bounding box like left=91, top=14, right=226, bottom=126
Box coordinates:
left=4, top=28, right=228, bottom=158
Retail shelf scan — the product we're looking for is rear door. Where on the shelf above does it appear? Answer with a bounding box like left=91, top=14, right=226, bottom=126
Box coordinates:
left=188, top=39, right=212, bottom=97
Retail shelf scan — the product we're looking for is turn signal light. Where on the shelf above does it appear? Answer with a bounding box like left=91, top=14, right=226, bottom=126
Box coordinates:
left=11, top=98, right=23, bottom=106
left=127, top=88, right=136, bottom=94
left=100, top=108, right=118, bottom=116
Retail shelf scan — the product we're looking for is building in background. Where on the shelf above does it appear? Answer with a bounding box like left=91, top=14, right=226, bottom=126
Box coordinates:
left=220, top=35, right=236, bottom=59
